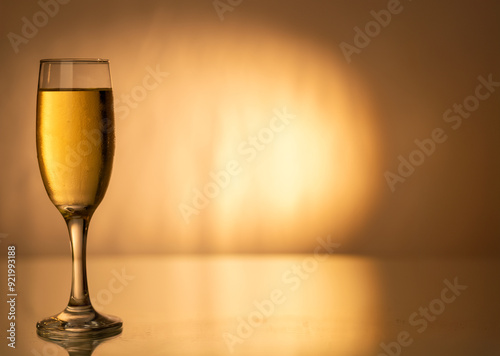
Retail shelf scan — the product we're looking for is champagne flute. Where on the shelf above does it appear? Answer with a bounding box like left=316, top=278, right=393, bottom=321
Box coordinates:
left=36, top=59, right=122, bottom=339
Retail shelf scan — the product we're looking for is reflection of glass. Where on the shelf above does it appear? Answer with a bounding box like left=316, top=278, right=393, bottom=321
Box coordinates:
left=38, top=334, right=118, bottom=356
left=36, top=59, right=122, bottom=339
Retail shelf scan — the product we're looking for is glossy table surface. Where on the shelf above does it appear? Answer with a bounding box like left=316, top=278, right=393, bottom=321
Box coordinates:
left=1, top=254, right=499, bottom=355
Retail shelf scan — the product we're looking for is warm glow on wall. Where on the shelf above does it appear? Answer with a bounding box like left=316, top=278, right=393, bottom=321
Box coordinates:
left=0, top=6, right=384, bottom=254
left=97, top=20, right=382, bottom=253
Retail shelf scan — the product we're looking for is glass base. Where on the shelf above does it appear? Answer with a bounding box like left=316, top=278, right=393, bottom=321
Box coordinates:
left=36, top=306, right=122, bottom=340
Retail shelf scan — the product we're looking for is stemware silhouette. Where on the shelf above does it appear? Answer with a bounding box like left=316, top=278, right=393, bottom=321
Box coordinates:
left=35, top=59, right=122, bottom=339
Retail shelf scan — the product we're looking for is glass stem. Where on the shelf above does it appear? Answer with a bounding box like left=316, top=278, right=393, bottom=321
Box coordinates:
left=65, top=216, right=92, bottom=308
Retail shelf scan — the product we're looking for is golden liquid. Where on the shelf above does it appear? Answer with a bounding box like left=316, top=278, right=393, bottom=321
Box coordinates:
left=36, top=89, right=115, bottom=215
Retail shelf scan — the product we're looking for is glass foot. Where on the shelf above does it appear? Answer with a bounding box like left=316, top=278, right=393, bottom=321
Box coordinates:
left=36, top=306, right=122, bottom=340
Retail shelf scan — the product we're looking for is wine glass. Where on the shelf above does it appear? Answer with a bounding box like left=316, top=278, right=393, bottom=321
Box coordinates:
left=35, top=59, right=122, bottom=339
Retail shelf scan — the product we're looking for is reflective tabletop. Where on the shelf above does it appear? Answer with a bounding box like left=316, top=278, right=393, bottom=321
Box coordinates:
left=1, top=255, right=499, bottom=355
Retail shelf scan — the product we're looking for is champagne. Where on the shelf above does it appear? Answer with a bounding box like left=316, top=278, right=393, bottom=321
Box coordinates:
left=36, top=88, right=115, bottom=214
left=36, top=60, right=123, bottom=337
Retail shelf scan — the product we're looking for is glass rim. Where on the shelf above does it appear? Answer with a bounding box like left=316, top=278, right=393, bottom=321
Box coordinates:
left=40, top=58, right=109, bottom=63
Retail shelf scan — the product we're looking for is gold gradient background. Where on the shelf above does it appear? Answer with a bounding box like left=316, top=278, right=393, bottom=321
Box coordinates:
left=0, top=0, right=499, bottom=256
left=0, top=1, right=499, bottom=355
